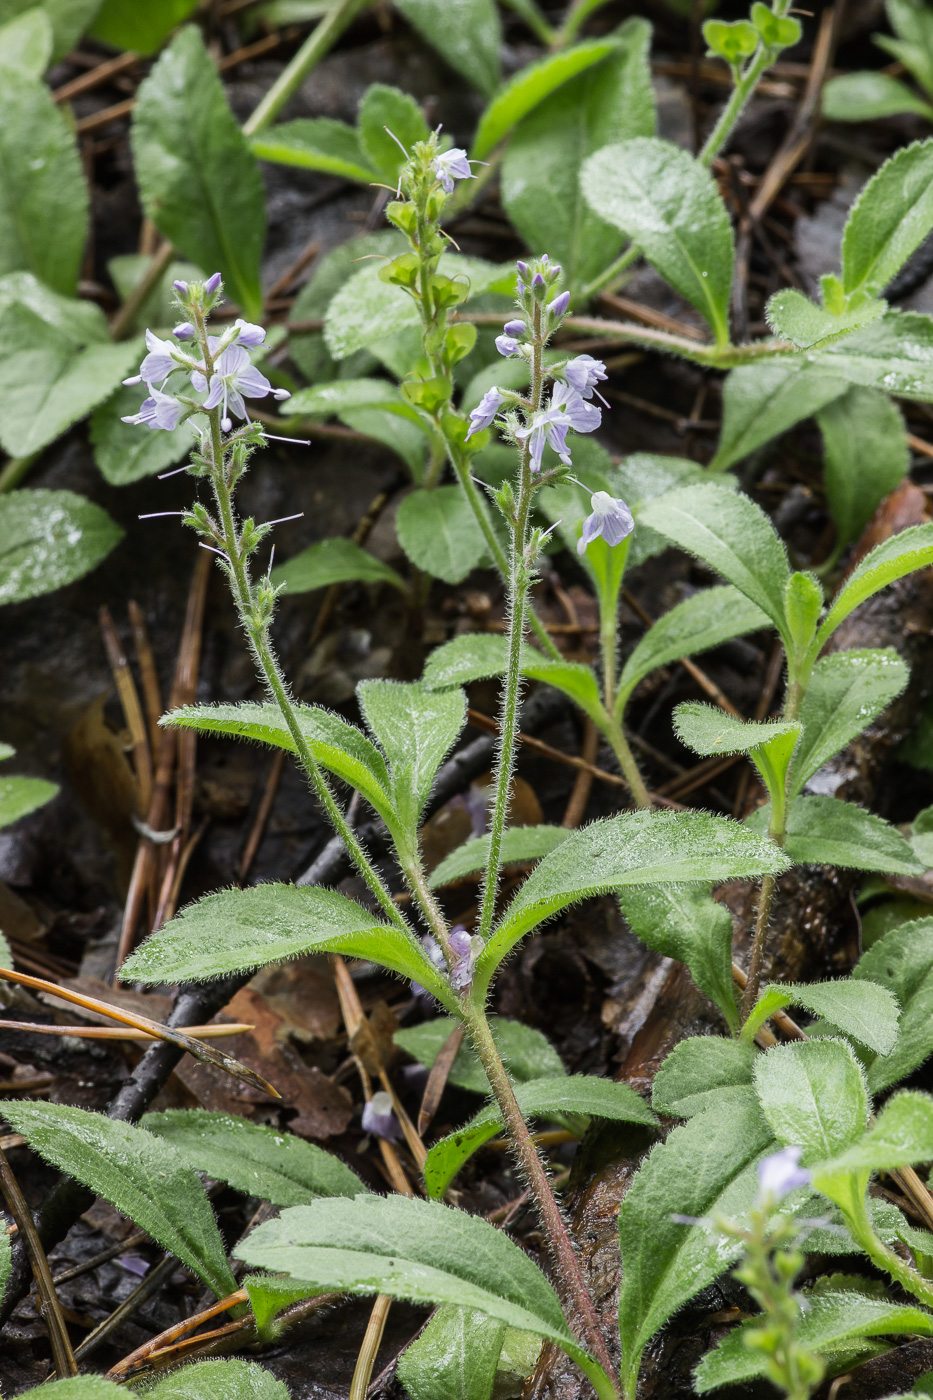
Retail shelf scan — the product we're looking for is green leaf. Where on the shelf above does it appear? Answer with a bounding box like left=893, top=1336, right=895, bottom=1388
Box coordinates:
left=477, top=810, right=790, bottom=997
left=0, top=1100, right=237, bottom=1298
left=357, top=84, right=430, bottom=183
left=0, top=270, right=108, bottom=344
left=132, top=25, right=265, bottom=320
left=815, top=308, right=933, bottom=401
left=618, top=1091, right=775, bottom=1394
left=236, top=1195, right=607, bottom=1391
left=823, top=71, right=933, bottom=123
left=854, top=919, right=933, bottom=1092
left=395, top=0, right=501, bottom=96
left=429, top=825, right=570, bottom=888
left=473, top=38, right=622, bottom=161
left=815, top=524, right=933, bottom=650
left=358, top=679, right=465, bottom=832
left=696, top=1289, right=933, bottom=1393
left=618, top=884, right=739, bottom=1032
left=813, top=1090, right=933, bottom=1180
left=581, top=137, right=734, bottom=345
left=90, top=382, right=198, bottom=486
left=818, top=388, right=909, bottom=551
left=422, top=632, right=607, bottom=729
left=885, top=0, right=933, bottom=96
left=0, top=72, right=87, bottom=294
left=250, top=118, right=376, bottom=184
left=0, top=8, right=52, bottom=75
left=0, top=303, right=142, bottom=458
left=753, top=1038, right=868, bottom=1161
left=398, top=1305, right=506, bottom=1400
left=617, top=585, right=768, bottom=716
left=270, top=536, right=406, bottom=596
left=164, top=700, right=397, bottom=833
left=749, top=794, right=924, bottom=874
left=673, top=703, right=800, bottom=760
left=396, top=487, right=489, bottom=585
left=765, top=286, right=887, bottom=350
left=638, top=482, right=790, bottom=636
left=651, top=1037, right=756, bottom=1119
left=148, top=1362, right=289, bottom=1400
left=121, top=883, right=457, bottom=1012
left=16, top=1382, right=123, bottom=1400
left=0, top=774, right=58, bottom=829
left=394, top=1015, right=566, bottom=1095
left=500, top=18, right=655, bottom=293
left=605, top=449, right=739, bottom=569
left=0, top=0, right=100, bottom=63
left=424, top=1075, right=658, bottom=1198
left=842, top=140, right=933, bottom=299
left=142, top=1110, right=367, bottom=1206
left=745, top=979, right=900, bottom=1055
left=88, top=0, right=200, bottom=54
left=710, top=360, right=848, bottom=472
left=0, top=489, right=123, bottom=606
left=789, top=649, right=909, bottom=797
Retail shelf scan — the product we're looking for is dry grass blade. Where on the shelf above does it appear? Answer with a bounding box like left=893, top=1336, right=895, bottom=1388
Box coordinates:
left=99, top=604, right=153, bottom=811
left=0, top=1020, right=253, bottom=1041
left=418, top=1023, right=465, bottom=1137
left=0, top=967, right=279, bottom=1098
left=0, top=1146, right=76, bottom=1377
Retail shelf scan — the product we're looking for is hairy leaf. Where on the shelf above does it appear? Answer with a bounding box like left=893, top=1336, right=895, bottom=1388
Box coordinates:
left=473, top=38, right=621, bottom=160
left=765, top=287, right=887, bottom=350
left=823, top=71, right=933, bottom=123
left=816, top=523, right=933, bottom=648
left=422, top=633, right=606, bottom=728
left=91, top=383, right=198, bottom=486
left=696, top=1289, right=933, bottom=1392
left=394, top=1015, right=566, bottom=1095
left=16, top=1381, right=123, bottom=1400
left=816, top=308, right=933, bottom=400
left=638, top=483, right=790, bottom=634
left=142, top=1110, right=366, bottom=1206
left=0, top=773, right=57, bottom=829
left=789, top=649, right=909, bottom=797
left=842, top=139, right=933, bottom=298
left=619, top=884, right=739, bottom=1031
left=817, top=388, right=909, bottom=550
left=88, top=0, right=200, bottom=54
left=0, top=1100, right=237, bottom=1298
left=429, top=825, right=570, bottom=888
left=358, top=84, right=430, bottom=182
left=250, top=118, right=376, bottom=183
left=424, top=1075, right=657, bottom=1197
left=358, top=679, right=465, bottom=831
left=0, top=9, right=52, bottom=77
left=397, top=1305, right=506, bottom=1400
left=814, top=1090, right=933, bottom=1180
left=749, top=795, right=924, bottom=875
left=581, top=137, right=734, bottom=344
left=145, top=1361, right=290, bottom=1400
left=673, top=704, right=800, bottom=759
left=746, top=979, right=900, bottom=1055
left=652, top=1037, right=757, bottom=1119
left=478, top=811, right=789, bottom=997
left=0, top=489, right=123, bottom=606
left=271, top=536, right=406, bottom=596
left=753, top=1039, right=868, bottom=1161
left=236, top=1195, right=607, bottom=1390
left=120, top=884, right=456, bottom=1012
left=396, top=487, right=489, bottom=585
left=616, top=585, right=768, bottom=715
left=132, top=26, right=265, bottom=319
left=0, top=0, right=100, bottom=62
left=854, top=919, right=933, bottom=1092
left=710, top=360, right=848, bottom=473
left=395, top=0, right=501, bottom=95
left=618, top=1091, right=774, bottom=1393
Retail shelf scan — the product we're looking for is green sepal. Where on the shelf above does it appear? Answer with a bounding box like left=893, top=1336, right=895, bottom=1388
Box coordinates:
left=379, top=253, right=420, bottom=290
left=750, top=3, right=801, bottom=48
left=402, top=376, right=452, bottom=413
left=783, top=571, right=823, bottom=672
left=703, top=18, right=758, bottom=63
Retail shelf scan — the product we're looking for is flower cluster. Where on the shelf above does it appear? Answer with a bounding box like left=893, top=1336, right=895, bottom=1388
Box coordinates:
left=412, top=926, right=483, bottom=1000
left=121, top=274, right=290, bottom=434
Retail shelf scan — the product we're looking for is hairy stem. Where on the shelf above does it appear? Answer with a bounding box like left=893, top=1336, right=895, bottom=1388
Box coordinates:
left=604, top=714, right=652, bottom=810
left=699, top=2, right=794, bottom=165
left=844, top=1192, right=933, bottom=1312
left=241, top=0, right=371, bottom=136
left=740, top=872, right=777, bottom=1023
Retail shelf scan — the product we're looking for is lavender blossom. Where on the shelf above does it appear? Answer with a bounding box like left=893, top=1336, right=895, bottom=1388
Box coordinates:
left=204, top=272, right=222, bottom=295
left=564, top=355, right=608, bottom=400
left=124, top=329, right=185, bottom=389
left=233, top=318, right=266, bottom=347
left=757, top=1146, right=811, bottom=1203
left=121, top=386, right=185, bottom=432
left=173, top=280, right=189, bottom=296
left=191, top=344, right=290, bottom=431
left=411, top=934, right=447, bottom=1003
left=503, top=319, right=526, bottom=337
left=554, top=383, right=602, bottom=435
left=173, top=323, right=195, bottom=341
left=496, top=334, right=521, bottom=358
left=577, top=491, right=634, bottom=557
left=516, top=260, right=530, bottom=279
left=548, top=291, right=570, bottom=318
left=515, top=402, right=575, bottom=472
left=361, top=1091, right=400, bottom=1142
left=433, top=148, right=473, bottom=193
left=466, top=387, right=504, bottom=439
left=449, top=928, right=483, bottom=993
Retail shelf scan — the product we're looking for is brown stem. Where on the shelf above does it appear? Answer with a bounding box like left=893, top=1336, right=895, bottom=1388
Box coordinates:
left=740, top=873, right=777, bottom=1023
left=0, top=1147, right=76, bottom=1377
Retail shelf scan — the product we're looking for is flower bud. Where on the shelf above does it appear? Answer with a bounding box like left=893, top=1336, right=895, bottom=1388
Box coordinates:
left=548, top=291, right=570, bottom=319
left=503, top=319, right=526, bottom=337
left=173, top=280, right=189, bottom=296
left=204, top=272, right=222, bottom=296
left=173, top=322, right=195, bottom=340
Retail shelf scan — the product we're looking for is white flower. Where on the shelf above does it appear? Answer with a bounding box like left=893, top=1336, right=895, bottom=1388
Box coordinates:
left=577, top=491, right=634, bottom=557
left=758, top=1145, right=811, bottom=1203
left=433, top=148, right=473, bottom=193
left=191, top=345, right=289, bottom=431
left=120, top=386, right=185, bottom=432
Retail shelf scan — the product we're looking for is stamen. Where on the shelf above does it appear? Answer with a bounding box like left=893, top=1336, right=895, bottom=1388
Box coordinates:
left=260, top=433, right=312, bottom=445
left=264, top=513, right=305, bottom=527
left=138, top=511, right=186, bottom=519
left=157, top=464, right=192, bottom=479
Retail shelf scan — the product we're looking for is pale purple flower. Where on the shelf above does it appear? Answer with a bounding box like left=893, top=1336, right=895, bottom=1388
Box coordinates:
left=124, top=329, right=183, bottom=388
left=503, top=319, right=526, bottom=337
left=758, top=1146, right=811, bottom=1203
left=549, top=291, right=570, bottom=318
left=577, top=491, right=634, bottom=557
left=204, top=272, right=222, bottom=295
left=191, top=344, right=289, bottom=431
left=411, top=935, right=447, bottom=1002
left=516, top=261, right=530, bottom=278
left=233, top=318, right=266, bottom=347
left=516, top=403, right=575, bottom=472
left=554, top=384, right=602, bottom=435
left=496, top=334, right=521, bottom=358
left=433, top=148, right=473, bottom=193
left=449, top=929, right=482, bottom=993
left=173, top=322, right=195, bottom=340
left=121, top=386, right=184, bottom=432
left=361, top=1091, right=400, bottom=1142
left=466, top=387, right=504, bottom=439
left=173, top=280, right=189, bottom=296
left=532, top=272, right=546, bottom=290
left=565, top=355, right=608, bottom=400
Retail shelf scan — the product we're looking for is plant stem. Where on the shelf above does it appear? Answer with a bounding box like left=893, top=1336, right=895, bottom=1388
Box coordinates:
left=579, top=245, right=639, bottom=306
left=740, top=872, right=777, bottom=1024
left=699, top=1, right=794, bottom=165
left=844, top=1192, right=933, bottom=1312
left=0, top=452, right=39, bottom=494
left=242, top=0, right=372, bottom=136
left=604, top=714, right=652, bottom=810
